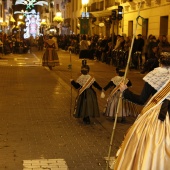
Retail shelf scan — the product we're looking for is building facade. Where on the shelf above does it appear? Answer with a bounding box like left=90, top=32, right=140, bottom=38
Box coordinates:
left=61, top=0, right=170, bottom=40
left=0, top=0, right=14, bottom=34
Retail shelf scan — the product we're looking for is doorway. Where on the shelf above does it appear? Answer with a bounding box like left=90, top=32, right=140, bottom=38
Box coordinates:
left=128, top=21, right=133, bottom=37
left=160, top=16, right=168, bottom=36
left=142, top=18, right=148, bottom=39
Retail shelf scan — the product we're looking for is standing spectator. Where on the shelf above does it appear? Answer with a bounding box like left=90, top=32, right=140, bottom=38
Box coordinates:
left=79, top=34, right=89, bottom=59
left=88, top=38, right=96, bottom=60
left=147, top=36, right=158, bottom=58
left=124, top=36, right=131, bottom=52
left=38, top=35, right=44, bottom=51
left=136, top=34, right=144, bottom=64
left=114, top=35, right=125, bottom=50
left=112, top=52, right=170, bottom=170
left=143, top=34, right=153, bottom=62
left=122, top=36, right=131, bottom=66
left=131, top=34, right=145, bottom=68
left=140, top=42, right=159, bottom=74
left=0, top=39, right=3, bottom=55
left=70, top=65, right=103, bottom=124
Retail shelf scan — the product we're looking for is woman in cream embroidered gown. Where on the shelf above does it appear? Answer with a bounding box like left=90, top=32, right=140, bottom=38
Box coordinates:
left=112, top=52, right=170, bottom=170
left=70, top=65, right=102, bottom=124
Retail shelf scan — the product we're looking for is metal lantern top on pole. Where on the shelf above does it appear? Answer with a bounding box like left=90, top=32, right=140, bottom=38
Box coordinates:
left=82, top=0, right=89, bottom=17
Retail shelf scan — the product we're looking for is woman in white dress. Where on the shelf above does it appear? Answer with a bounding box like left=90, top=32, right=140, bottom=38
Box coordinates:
left=112, top=52, right=170, bottom=170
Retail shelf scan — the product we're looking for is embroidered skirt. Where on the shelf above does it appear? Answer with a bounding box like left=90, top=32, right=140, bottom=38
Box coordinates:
left=112, top=103, right=170, bottom=170
left=104, top=91, right=139, bottom=118
left=73, top=88, right=100, bottom=118
left=42, top=48, right=60, bottom=67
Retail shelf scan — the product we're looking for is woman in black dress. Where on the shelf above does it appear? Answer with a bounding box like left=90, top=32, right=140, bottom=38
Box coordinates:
left=71, top=65, right=103, bottom=124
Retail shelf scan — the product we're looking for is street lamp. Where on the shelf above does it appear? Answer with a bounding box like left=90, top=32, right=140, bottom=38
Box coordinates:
left=82, top=0, right=89, bottom=17
left=53, top=11, right=63, bottom=35
left=17, top=21, right=24, bottom=41
left=79, top=0, right=89, bottom=35
left=53, top=11, right=63, bottom=23
left=40, top=19, right=47, bottom=35
left=19, top=15, right=23, bottom=20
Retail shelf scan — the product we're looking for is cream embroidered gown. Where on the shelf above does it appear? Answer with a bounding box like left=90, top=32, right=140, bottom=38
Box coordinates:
left=112, top=67, right=170, bottom=170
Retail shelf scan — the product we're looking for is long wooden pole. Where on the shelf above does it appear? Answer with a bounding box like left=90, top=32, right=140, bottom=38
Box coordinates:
left=105, top=2, right=143, bottom=169
left=69, top=50, right=73, bottom=117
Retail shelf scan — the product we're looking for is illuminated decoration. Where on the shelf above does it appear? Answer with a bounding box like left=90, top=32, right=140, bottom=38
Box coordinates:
left=53, top=12, right=63, bottom=23
left=14, top=9, right=38, bottom=17
left=23, top=9, right=41, bottom=39
left=15, top=0, right=48, bottom=9
left=40, top=19, right=47, bottom=26
left=14, top=0, right=48, bottom=38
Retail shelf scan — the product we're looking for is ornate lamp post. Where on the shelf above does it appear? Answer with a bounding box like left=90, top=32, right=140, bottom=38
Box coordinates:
left=82, top=0, right=89, bottom=16
left=40, top=19, right=47, bottom=35
left=17, top=15, right=24, bottom=41
left=80, top=0, right=89, bottom=35
left=53, top=11, right=63, bottom=23
left=53, top=11, right=63, bottom=35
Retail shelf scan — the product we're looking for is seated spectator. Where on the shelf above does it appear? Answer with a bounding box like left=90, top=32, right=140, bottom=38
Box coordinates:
left=79, top=34, right=89, bottom=59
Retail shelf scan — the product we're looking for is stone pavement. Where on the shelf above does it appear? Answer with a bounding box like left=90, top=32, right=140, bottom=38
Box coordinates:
left=0, top=48, right=145, bottom=170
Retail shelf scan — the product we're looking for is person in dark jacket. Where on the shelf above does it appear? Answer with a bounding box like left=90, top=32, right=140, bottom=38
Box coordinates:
left=140, top=42, right=159, bottom=74
left=131, top=34, right=145, bottom=68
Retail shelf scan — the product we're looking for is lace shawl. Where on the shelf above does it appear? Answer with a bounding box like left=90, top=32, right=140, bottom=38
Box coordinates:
left=143, top=67, right=170, bottom=100
left=111, top=76, right=129, bottom=86
left=76, top=74, right=95, bottom=87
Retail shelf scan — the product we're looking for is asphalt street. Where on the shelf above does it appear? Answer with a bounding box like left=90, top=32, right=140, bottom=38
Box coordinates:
left=0, top=48, right=145, bottom=170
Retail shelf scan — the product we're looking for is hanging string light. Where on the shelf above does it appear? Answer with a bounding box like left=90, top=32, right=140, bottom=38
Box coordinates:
left=15, top=0, right=48, bottom=10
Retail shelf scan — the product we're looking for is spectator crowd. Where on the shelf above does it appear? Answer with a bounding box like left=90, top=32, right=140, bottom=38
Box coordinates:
left=1, top=31, right=170, bottom=74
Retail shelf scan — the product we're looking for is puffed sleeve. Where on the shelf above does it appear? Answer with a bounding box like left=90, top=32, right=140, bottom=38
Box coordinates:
left=127, top=80, right=132, bottom=87
left=123, top=82, right=156, bottom=105
left=71, top=80, right=81, bottom=89
left=93, top=81, right=103, bottom=91
left=103, top=81, right=115, bottom=91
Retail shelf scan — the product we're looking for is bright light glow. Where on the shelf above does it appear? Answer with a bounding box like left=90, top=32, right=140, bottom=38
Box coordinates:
left=53, top=16, right=63, bottom=23
left=53, top=12, right=63, bottom=23
left=99, top=22, right=104, bottom=27
left=56, top=12, right=62, bottom=17
left=41, top=19, right=47, bottom=26
left=42, top=19, right=46, bottom=22
left=19, top=15, right=23, bottom=19
left=17, top=21, right=22, bottom=25
left=82, top=0, right=89, bottom=5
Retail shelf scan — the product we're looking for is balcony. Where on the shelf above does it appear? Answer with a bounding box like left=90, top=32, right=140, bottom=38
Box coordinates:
left=90, top=1, right=104, bottom=12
